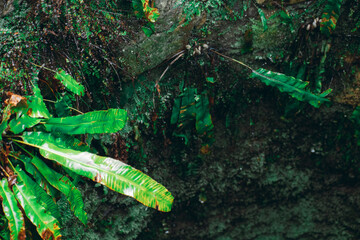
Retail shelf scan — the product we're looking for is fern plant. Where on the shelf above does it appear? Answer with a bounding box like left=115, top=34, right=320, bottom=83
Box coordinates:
left=0, top=69, right=173, bottom=239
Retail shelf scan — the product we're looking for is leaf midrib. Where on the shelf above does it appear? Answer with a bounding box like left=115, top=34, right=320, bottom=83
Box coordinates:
left=252, top=70, right=328, bottom=102
left=39, top=142, right=170, bottom=202
left=14, top=184, right=58, bottom=236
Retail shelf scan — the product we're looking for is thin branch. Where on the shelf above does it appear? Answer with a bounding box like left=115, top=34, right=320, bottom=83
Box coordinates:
left=209, top=49, right=253, bottom=71
left=0, top=164, right=9, bottom=178
left=43, top=99, right=84, bottom=115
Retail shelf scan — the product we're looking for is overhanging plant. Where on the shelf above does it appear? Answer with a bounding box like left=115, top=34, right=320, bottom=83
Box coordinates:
left=0, top=69, right=173, bottom=239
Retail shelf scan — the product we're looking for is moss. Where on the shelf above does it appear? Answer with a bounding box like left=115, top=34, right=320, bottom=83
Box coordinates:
left=59, top=182, right=153, bottom=240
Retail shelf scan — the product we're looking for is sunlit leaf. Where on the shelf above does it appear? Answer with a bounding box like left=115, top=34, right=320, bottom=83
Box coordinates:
left=44, top=108, right=127, bottom=135
left=14, top=166, right=61, bottom=224
left=250, top=68, right=331, bottom=108
left=54, top=69, right=85, bottom=96
left=27, top=85, right=51, bottom=119
left=0, top=178, right=25, bottom=240
left=9, top=114, right=40, bottom=134
left=13, top=169, right=61, bottom=240
left=30, top=156, right=87, bottom=224
left=23, top=159, right=60, bottom=199
left=47, top=133, right=92, bottom=153
left=19, top=132, right=174, bottom=212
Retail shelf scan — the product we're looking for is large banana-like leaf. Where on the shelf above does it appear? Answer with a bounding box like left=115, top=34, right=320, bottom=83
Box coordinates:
left=0, top=178, right=25, bottom=240
left=43, top=109, right=127, bottom=135
left=13, top=169, right=61, bottom=240
left=27, top=85, right=51, bottom=119
left=39, top=133, right=92, bottom=152
left=9, top=114, right=40, bottom=134
left=19, top=132, right=174, bottom=212
left=14, top=165, right=61, bottom=222
left=54, top=69, right=85, bottom=96
left=250, top=68, right=331, bottom=108
left=24, top=160, right=59, bottom=199
left=30, top=156, right=87, bottom=224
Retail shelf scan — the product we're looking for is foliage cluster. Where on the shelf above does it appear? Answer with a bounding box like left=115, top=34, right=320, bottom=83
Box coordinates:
left=0, top=68, right=173, bottom=239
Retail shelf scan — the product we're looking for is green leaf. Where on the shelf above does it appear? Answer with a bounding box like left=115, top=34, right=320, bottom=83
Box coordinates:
left=0, top=178, right=25, bottom=240
left=195, top=94, right=213, bottom=136
left=0, top=120, right=8, bottom=141
left=257, top=8, right=268, bottom=32
left=171, top=88, right=214, bottom=138
left=14, top=166, right=61, bottom=224
left=351, top=106, right=360, bottom=145
left=13, top=170, right=61, bottom=240
left=250, top=68, right=331, bottom=108
left=173, top=88, right=197, bottom=128
left=27, top=85, right=51, bottom=119
left=23, top=159, right=60, bottom=199
left=133, top=0, right=160, bottom=23
left=9, top=114, right=40, bottom=134
left=0, top=224, right=10, bottom=240
left=1, top=105, right=11, bottom=122
left=33, top=132, right=92, bottom=153
left=54, top=69, right=85, bottom=96
left=55, top=94, right=74, bottom=117
left=0, top=105, right=11, bottom=141
left=206, top=77, right=215, bottom=83
left=44, top=109, right=127, bottom=135
left=20, top=132, right=174, bottom=212
left=142, top=23, right=155, bottom=37
left=320, top=0, right=343, bottom=36
left=170, top=97, right=181, bottom=125
left=30, top=156, right=87, bottom=224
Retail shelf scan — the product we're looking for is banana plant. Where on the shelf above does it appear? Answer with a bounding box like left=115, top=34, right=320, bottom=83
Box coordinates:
left=0, top=70, right=173, bottom=240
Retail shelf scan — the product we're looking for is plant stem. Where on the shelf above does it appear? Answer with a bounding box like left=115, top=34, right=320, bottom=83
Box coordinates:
left=28, top=62, right=56, bottom=73
left=209, top=49, right=253, bottom=71
left=7, top=157, right=15, bottom=172
left=0, top=164, right=9, bottom=177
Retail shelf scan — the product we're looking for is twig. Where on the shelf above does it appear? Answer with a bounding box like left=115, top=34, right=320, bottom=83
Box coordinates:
left=209, top=49, right=253, bottom=71
left=43, top=99, right=84, bottom=115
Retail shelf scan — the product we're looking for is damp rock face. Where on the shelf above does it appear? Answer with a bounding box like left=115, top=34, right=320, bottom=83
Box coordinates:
left=59, top=1, right=360, bottom=239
